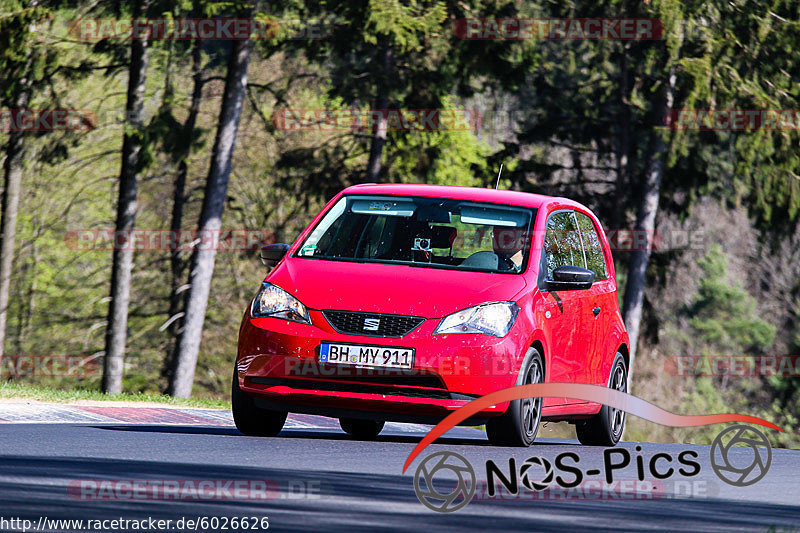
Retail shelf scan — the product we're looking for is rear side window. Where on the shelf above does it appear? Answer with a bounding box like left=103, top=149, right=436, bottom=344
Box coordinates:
left=542, top=211, right=585, bottom=280
left=575, top=212, right=607, bottom=281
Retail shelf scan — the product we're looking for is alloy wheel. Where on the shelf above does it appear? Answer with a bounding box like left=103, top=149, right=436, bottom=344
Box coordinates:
left=520, top=359, right=543, bottom=440
left=608, top=363, right=627, bottom=439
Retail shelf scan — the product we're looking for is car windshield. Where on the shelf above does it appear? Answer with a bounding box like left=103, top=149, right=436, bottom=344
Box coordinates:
left=294, top=195, right=536, bottom=274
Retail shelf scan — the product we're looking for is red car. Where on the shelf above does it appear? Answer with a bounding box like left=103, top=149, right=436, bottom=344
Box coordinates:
left=233, top=184, right=630, bottom=446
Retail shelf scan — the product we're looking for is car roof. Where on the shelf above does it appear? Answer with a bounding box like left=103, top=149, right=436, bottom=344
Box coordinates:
left=340, top=183, right=587, bottom=212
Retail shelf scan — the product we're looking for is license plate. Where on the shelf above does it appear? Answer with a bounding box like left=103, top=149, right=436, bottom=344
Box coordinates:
left=319, top=342, right=414, bottom=370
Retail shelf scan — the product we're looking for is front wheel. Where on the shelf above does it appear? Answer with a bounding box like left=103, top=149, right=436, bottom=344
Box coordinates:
left=576, top=352, right=627, bottom=446
left=486, top=347, right=544, bottom=447
left=231, top=368, right=287, bottom=437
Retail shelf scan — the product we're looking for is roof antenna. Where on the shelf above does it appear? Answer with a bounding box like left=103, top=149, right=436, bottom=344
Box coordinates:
left=495, top=163, right=504, bottom=189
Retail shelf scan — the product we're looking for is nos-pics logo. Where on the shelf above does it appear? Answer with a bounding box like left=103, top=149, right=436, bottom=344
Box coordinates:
left=413, top=424, right=773, bottom=513
left=414, top=451, right=476, bottom=513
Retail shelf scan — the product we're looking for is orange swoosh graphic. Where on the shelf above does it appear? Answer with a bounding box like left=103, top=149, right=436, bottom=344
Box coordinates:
left=402, top=383, right=783, bottom=473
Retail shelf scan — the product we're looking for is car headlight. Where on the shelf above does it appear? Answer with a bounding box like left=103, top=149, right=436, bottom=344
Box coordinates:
left=433, top=301, right=519, bottom=337
left=251, top=282, right=311, bottom=324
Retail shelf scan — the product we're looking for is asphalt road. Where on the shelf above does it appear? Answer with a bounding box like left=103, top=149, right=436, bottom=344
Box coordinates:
left=0, top=420, right=798, bottom=532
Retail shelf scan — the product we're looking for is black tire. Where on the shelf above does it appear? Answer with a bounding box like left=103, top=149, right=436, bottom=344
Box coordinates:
left=576, top=353, right=627, bottom=446
left=339, top=418, right=385, bottom=440
left=486, top=347, right=544, bottom=447
left=231, top=369, right=287, bottom=436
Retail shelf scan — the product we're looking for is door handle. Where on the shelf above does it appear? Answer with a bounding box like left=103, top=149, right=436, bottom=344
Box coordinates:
left=592, top=307, right=601, bottom=316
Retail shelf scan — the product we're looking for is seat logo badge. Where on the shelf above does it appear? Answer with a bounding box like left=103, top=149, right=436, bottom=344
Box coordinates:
left=363, top=318, right=381, bottom=331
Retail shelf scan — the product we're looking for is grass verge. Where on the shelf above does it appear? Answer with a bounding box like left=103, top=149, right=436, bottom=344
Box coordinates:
left=0, top=382, right=230, bottom=410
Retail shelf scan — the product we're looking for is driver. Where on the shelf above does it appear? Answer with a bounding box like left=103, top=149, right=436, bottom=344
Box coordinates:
left=492, top=227, right=526, bottom=270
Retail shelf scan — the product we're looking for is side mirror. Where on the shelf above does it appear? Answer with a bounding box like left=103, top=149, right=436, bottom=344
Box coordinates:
left=260, top=243, right=289, bottom=268
left=547, top=265, right=594, bottom=291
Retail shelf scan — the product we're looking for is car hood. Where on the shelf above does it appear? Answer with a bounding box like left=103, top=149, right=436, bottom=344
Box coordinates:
left=266, top=257, right=528, bottom=319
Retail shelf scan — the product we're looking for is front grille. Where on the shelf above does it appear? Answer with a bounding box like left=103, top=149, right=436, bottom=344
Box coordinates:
left=289, top=367, right=447, bottom=389
left=248, top=376, right=456, bottom=400
left=322, top=310, right=425, bottom=338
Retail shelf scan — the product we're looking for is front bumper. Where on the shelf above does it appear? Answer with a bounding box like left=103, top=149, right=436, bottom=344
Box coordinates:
left=236, top=309, right=530, bottom=422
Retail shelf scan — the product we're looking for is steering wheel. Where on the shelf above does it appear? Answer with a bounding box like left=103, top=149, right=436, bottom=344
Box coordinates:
left=497, top=253, right=517, bottom=272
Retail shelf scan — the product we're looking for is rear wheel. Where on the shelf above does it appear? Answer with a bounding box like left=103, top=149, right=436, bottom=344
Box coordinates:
left=339, top=418, right=384, bottom=440
left=486, top=347, right=544, bottom=447
left=231, top=369, right=287, bottom=436
left=576, top=353, right=627, bottom=446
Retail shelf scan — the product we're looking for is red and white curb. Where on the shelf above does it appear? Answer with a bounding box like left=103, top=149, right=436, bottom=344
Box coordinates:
left=0, top=403, right=436, bottom=433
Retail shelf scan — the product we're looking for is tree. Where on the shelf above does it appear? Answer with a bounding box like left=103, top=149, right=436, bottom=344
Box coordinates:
left=504, top=0, right=800, bottom=376
left=0, top=2, right=50, bottom=366
left=620, top=66, right=676, bottom=370
left=102, top=0, right=152, bottom=393
left=687, top=245, right=776, bottom=354
left=364, top=39, right=392, bottom=181
left=153, top=0, right=209, bottom=386
left=297, top=0, right=529, bottom=184
left=674, top=245, right=783, bottom=446
left=168, top=7, right=255, bottom=398
left=638, top=0, right=800, bottom=369
left=0, top=63, right=33, bottom=367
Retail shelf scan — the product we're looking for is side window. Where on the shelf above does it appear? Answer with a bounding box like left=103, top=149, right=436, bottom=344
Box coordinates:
left=576, top=212, right=607, bottom=281
left=542, top=211, right=585, bottom=280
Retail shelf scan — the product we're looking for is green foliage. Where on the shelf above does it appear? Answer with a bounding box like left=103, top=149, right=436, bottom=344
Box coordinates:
left=677, top=376, right=799, bottom=449
left=668, top=0, right=800, bottom=229
left=671, top=245, right=796, bottom=448
left=286, top=0, right=530, bottom=183
left=0, top=3, right=51, bottom=101
left=766, top=303, right=800, bottom=409
left=686, top=245, right=776, bottom=353
left=389, top=99, right=493, bottom=185
left=364, top=0, right=446, bottom=52
left=391, top=127, right=491, bottom=186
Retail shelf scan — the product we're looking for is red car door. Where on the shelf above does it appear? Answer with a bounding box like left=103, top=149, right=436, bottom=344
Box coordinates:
left=539, top=210, right=591, bottom=397
left=575, top=211, right=613, bottom=386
